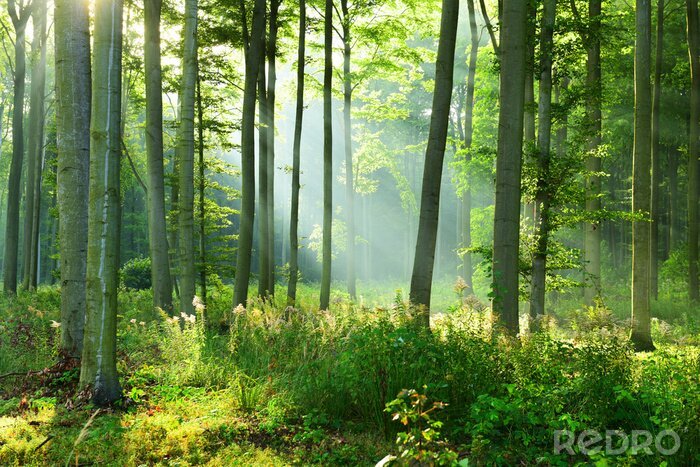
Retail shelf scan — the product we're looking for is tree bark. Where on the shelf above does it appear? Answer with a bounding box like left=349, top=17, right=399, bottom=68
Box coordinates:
left=144, top=0, right=174, bottom=312
left=257, top=27, right=270, bottom=297
left=340, top=0, right=357, bottom=300
left=287, top=0, right=305, bottom=307
left=584, top=0, right=603, bottom=305
left=55, top=0, right=90, bottom=357
left=3, top=0, right=31, bottom=295
left=668, top=146, right=680, bottom=251
left=319, top=0, right=334, bottom=311
left=233, top=0, right=266, bottom=307
left=650, top=0, right=664, bottom=300
left=23, top=0, right=47, bottom=291
left=176, top=0, right=198, bottom=315
left=267, top=0, right=279, bottom=294
left=529, top=0, right=556, bottom=323
left=631, top=0, right=655, bottom=351
left=79, top=0, right=123, bottom=404
left=408, top=0, right=459, bottom=325
left=687, top=0, right=700, bottom=302
left=197, top=75, right=206, bottom=304
left=491, top=0, right=528, bottom=336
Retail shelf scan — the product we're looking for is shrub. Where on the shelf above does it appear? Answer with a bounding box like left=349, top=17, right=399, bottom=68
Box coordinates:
left=121, top=257, right=152, bottom=290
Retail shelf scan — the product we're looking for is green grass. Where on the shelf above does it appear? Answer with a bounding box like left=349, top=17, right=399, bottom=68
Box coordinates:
left=0, top=283, right=698, bottom=465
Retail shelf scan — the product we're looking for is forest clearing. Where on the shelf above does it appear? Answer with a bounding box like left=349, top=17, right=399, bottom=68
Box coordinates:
left=0, top=0, right=699, bottom=464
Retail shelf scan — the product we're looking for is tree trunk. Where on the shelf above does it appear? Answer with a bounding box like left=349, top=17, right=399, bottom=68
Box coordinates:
left=233, top=0, right=266, bottom=307
left=3, top=0, right=31, bottom=295
left=287, top=0, right=305, bottom=307
left=267, top=0, right=279, bottom=294
left=176, top=0, right=198, bottom=315
left=408, top=0, right=459, bottom=325
left=492, top=0, right=528, bottom=336
left=650, top=0, right=664, bottom=300
left=79, top=0, right=123, bottom=404
left=257, top=27, right=270, bottom=297
left=24, top=1, right=48, bottom=291
left=631, top=0, right=655, bottom=351
left=319, top=0, right=334, bottom=311
left=584, top=0, right=603, bottom=305
left=197, top=76, right=206, bottom=304
left=145, top=0, right=174, bottom=312
left=55, top=0, right=91, bottom=357
left=340, top=0, right=357, bottom=300
left=529, top=0, right=556, bottom=323
left=459, top=0, right=479, bottom=293
left=687, top=0, right=700, bottom=302
left=668, top=146, right=680, bottom=251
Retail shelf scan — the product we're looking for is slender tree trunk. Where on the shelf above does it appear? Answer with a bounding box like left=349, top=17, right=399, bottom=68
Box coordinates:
left=267, top=0, right=279, bottom=294
left=257, top=22, right=270, bottom=298
left=287, top=0, right=305, bottom=307
left=530, top=0, right=556, bottom=323
left=79, top=0, right=123, bottom=404
left=233, top=0, right=266, bottom=307
left=492, top=0, right=528, bottom=336
left=196, top=76, right=206, bottom=304
left=319, top=0, right=334, bottom=310
left=144, top=0, right=174, bottom=312
left=340, top=0, right=357, bottom=300
left=24, top=1, right=47, bottom=291
left=408, top=0, right=459, bottom=325
left=461, top=0, right=479, bottom=292
left=55, top=0, right=90, bottom=357
left=522, top=0, right=536, bottom=224
left=176, top=0, right=198, bottom=315
left=631, top=0, right=655, bottom=351
left=4, top=0, right=31, bottom=295
left=687, top=0, right=700, bottom=302
left=650, top=0, right=664, bottom=300
left=584, top=0, right=603, bottom=305
left=668, top=146, right=680, bottom=250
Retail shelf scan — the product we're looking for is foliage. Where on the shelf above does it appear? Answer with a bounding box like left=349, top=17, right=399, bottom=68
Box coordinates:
left=119, top=256, right=152, bottom=291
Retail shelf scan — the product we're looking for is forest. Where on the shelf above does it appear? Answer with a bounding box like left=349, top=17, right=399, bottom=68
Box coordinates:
left=0, top=0, right=698, bottom=464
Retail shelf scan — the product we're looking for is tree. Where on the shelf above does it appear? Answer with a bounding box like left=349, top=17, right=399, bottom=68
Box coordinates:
left=583, top=0, right=603, bottom=305
left=22, top=0, right=47, bottom=291
left=287, top=0, right=306, bottom=307
left=492, top=0, right=528, bottom=336
left=459, top=0, right=479, bottom=292
left=529, top=0, right=556, bottom=321
left=55, top=0, right=90, bottom=357
left=320, top=0, right=334, bottom=310
left=266, top=0, right=280, bottom=294
left=688, top=0, right=699, bottom=302
left=408, top=0, right=459, bottom=324
left=3, top=0, right=32, bottom=295
left=233, top=0, right=266, bottom=307
left=144, top=0, right=174, bottom=312
left=631, top=0, right=655, bottom=351
left=257, top=29, right=270, bottom=298
left=650, top=0, right=664, bottom=300
left=340, top=0, right=357, bottom=299
left=80, top=0, right=123, bottom=404
left=176, top=0, right=199, bottom=315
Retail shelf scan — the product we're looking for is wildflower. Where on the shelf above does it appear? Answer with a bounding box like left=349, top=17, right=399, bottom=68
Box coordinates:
left=171, top=316, right=180, bottom=323
left=50, top=320, right=61, bottom=328
left=192, top=296, right=206, bottom=314
left=139, top=321, right=146, bottom=326
left=180, top=312, right=187, bottom=319
left=130, top=318, right=137, bottom=324
left=233, top=304, right=246, bottom=315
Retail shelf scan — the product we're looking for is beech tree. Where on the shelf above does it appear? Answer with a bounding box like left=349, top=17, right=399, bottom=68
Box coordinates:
left=3, top=0, right=31, bottom=295
left=144, top=0, right=174, bottom=312
left=491, top=0, right=528, bottom=335
left=408, top=0, right=459, bottom=324
left=80, top=0, right=123, bottom=404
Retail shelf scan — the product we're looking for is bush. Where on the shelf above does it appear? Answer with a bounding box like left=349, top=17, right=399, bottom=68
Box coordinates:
left=121, top=257, right=152, bottom=290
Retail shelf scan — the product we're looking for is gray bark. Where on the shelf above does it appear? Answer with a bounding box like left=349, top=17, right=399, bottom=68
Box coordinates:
left=491, top=0, right=528, bottom=335
left=320, top=0, right=334, bottom=310
left=408, top=0, right=459, bottom=325
left=55, top=0, right=90, bottom=357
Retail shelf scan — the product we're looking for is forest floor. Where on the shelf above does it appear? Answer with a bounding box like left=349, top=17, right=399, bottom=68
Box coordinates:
left=0, top=282, right=698, bottom=465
